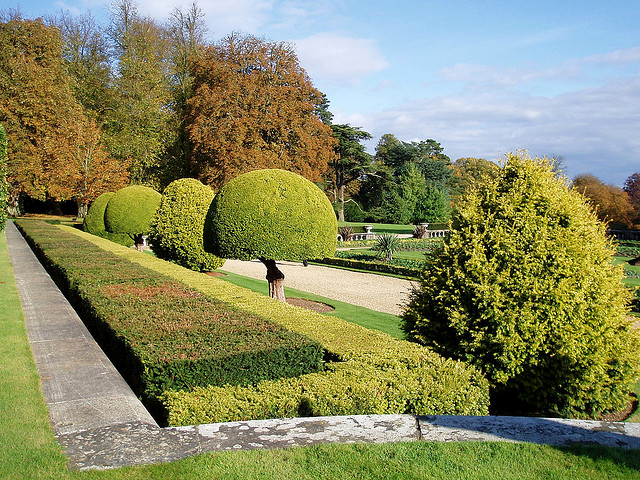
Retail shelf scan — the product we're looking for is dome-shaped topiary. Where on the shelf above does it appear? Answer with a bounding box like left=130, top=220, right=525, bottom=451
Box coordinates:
left=149, top=178, right=225, bottom=272
left=204, top=169, right=337, bottom=300
left=402, top=152, right=640, bottom=418
left=105, top=185, right=161, bottom=250
left=83, top=192, right=133, bottom=247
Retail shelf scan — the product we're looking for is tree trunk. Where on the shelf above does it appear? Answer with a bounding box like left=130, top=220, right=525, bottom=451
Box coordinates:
left=338, top=182, right=345, bottom=222
left=76, top=201, right=88, bottom=219
left=259, top=258, right=286, bottom=302
left=134, top=233, right=145, bottom=252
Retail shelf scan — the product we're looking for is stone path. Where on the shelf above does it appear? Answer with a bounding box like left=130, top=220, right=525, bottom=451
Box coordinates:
left=5, top=220, right=640, bottom=471
left=220, top=259, right=414, bottom=316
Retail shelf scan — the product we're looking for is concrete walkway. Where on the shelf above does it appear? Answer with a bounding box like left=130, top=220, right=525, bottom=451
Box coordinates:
left=221, top=259, right=414, bottom=316
left=5, top=220, right=640, bottom=471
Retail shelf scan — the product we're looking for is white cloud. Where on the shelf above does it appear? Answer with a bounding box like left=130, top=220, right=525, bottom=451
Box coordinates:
left=293, top=31, right=389, bottom=85
left=363, top=75, right=640, bottom=185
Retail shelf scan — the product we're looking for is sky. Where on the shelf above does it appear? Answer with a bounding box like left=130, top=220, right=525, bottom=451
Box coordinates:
left=7, top=0, right=640, bottom=186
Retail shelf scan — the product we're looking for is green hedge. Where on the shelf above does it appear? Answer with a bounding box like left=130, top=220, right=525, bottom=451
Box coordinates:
left=15, top=220, right=323, bottom=403
left=316, top=256, right=422, bottom=278
left=66, top=225, right=491, bottom=425
left=164, top=353, right=488, bottom=424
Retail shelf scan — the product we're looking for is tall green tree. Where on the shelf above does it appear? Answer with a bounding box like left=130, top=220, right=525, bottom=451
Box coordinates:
left=187, top=33, right=336, bottom=189
left=162, top=1, right=207, bottom=183
left=403, top=152, right=640, bottom=418
left=376, top=136, right=451, bottom=187
left=50, top=10, right=113, bottom=120
left=328, top=124, right=372, bottom=221
left=107, top=0, right=173, bottom=186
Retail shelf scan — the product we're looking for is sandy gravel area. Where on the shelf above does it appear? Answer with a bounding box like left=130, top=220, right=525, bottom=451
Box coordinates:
left=220, top=259, right=415, bottom=316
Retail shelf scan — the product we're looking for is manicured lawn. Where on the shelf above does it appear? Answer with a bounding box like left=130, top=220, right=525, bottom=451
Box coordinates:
left=3, top=227, right=640, bottom=479
left=615, top=256, right=640, bottom=287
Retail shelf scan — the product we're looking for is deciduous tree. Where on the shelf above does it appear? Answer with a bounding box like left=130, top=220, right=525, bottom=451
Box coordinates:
left=0, top=17, right=93, bottom=214
left=107, top=0, right=173, bottom=186
left=623, top=172, right=640, bottom=226
left=573, top=174, right=633, bottom=228
left=187, top=33, right=336, bottom=189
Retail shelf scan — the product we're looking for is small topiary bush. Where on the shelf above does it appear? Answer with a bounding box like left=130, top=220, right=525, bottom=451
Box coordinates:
left=206, top=169, right=337, bottom=261
left=105, top=185, right=161, bottom=250
left=149, top=178, right=224, bottom=272
left=83, top=192, right=133, bottom=247
left=403, top=152, right=640, bottom=419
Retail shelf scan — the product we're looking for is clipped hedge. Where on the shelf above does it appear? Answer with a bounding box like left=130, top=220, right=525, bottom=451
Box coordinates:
left=15, top=220, right=323, bottom=404
left=66, top=225, right=491, bottom=425
left=316, top=256, right=423, bottom=278
left=83, top=192, right=133, bottom=247
left=164, top=353, right=488, bottom=424
left=149, top=178, right=225, bottom=272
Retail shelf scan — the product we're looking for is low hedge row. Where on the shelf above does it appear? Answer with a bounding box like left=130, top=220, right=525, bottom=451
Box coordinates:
left=316, top=255, right=423, bottom=278
left=15, top=220, right=323, bottom=402
left=164, top=353, right=488, bottom=424
left=64, top=225, right=491, bottom=425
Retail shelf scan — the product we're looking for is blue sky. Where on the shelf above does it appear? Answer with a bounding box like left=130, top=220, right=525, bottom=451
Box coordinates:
left=8, top=0, right=640, bottom=186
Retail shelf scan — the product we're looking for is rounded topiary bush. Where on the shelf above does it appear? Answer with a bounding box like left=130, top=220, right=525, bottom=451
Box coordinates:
left=105, top=185, right=161, bottom=249
left=205, top=169, right=337, bottom=261
left=204, top=169, right=337, bottom=300
left=149, top=178, right=225, bottom=272
left=402, top=152, right=640, bottom=419
left=83, top=192, right=133, bottom=246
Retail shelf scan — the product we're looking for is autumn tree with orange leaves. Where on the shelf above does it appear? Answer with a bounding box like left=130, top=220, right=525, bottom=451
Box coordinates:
left=573, top=174, right=633, bottom=228
left=187, top=33, right=336, bottom=189
left=0, top=17, right=127, bottom=217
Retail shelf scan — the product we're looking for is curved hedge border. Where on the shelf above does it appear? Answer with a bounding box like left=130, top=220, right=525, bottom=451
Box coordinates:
left=316, top=256, right=423, bottom=278
left=65, top=225, right=491, bottom=425
left=15, top=220, right=322, bottom=408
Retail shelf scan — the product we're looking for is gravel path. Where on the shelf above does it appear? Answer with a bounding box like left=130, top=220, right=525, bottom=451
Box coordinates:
left=220, top=259, right=416, bottom=316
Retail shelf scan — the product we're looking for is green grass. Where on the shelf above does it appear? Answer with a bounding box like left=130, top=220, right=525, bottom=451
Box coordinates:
left=615, top=256, right=640, bottom=287
left=212, top=269, right=404, bottom=339
left=3, top=227, right=640, bottom=479
left=338, top=221, right=415, bottom=235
